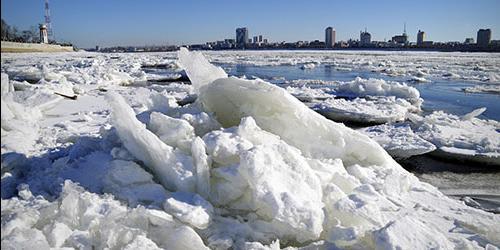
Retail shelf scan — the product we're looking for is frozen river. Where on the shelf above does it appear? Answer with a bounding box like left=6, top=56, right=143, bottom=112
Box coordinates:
left=1, top=50, right=499, bottom=249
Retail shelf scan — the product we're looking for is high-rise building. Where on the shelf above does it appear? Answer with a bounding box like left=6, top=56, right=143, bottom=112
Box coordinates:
left=392, top=23, right=409, bottom=45
left=325, top=27, right=336, bottom=48
left=360, top=28, right=371, bottom=46
left=258, top=35, right=263, bottom=43
left=477, top=29, right=492, bottom=47
left=253, top=36, right=258, bottom=43
left=236, top=27, right=249, bottom=49
left=417, top=30, right=425, bottom=46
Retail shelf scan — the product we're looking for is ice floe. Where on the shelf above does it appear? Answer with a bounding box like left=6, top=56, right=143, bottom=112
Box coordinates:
left=410, top=108, right=500, bottom=165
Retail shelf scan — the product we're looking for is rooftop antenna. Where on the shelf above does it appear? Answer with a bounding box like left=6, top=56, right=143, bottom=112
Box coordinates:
left=44, top=0, right=54, bottom=41
left=404, top=22, right=407, bottom=35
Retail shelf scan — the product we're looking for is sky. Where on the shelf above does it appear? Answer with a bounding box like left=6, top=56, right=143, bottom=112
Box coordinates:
left=2, top=0, right=500, bottom=48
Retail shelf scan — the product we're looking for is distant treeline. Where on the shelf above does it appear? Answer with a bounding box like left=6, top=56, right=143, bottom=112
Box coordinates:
left=1, top=19, right=41, bottom=43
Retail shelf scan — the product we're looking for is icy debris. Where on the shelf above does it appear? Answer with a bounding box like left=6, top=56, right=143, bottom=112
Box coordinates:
left=1, top=73, right=14, bottom=95
left=411, top=109, right=500, bottom=165
left=408, top=76, right=430, bottom=83
left=103, top=160, right=168, bottom=207
left=285, top=86, right=332, bottom=102
left=463, top=84, right=500, bottom=94
left=373, top=216, right=455, bottom=249
left=181, top=112, right=222, bottom=136
left=163, top=192, right=214, bottom=229
left=148, top=112, right=195, bottom=152
left=107, top=92, right=196, bottom=192
left=300, top=63, right=317, bottom=70
left=203, top=117, right=325, bottom=243
left=191, top=137, right=211, bottom=199
left=359, top=123, right=436, bottom=159
left=1, top=88, right=43, bottom=154
left=312, top=97, right=416, bottom=124
left=1, top=181, right=208, bottom=250
left=177, top=47, right=227, bottom=91
left=336, top=77, right=422, bottom=106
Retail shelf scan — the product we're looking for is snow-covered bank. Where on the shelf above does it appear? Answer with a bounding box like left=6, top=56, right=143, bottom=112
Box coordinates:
left=2, top=50, right=500, bottom=249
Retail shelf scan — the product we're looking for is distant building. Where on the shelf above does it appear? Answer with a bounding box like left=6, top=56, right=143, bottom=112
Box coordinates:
left=325, top=27, right=336, bottom=48
left=236, top=27, right=249, bottom=49
left=253, top=36, right=258, bottom=43
left=263, top=39, right=268, bottom=44
left=39, top=24, right=48, bottom=44
left=95, top=45, right=100, bottom=51
left=360, top=29, right=371, bottom=46
left=392, top=24, right=409, bottom=45
left=417, top=30, right=425, bottom=46
left=477, top=29, right=491, bottom=47
left=464, top=38, right=475, bottom=44
left=258, top=35, right=263, bottom=43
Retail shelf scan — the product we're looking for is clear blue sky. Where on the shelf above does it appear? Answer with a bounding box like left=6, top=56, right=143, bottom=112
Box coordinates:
left=2, top=0, right=499, bottom=48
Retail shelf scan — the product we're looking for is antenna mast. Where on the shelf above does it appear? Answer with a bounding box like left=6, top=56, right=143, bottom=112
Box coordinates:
left=44, top=0, right=54, bottom=41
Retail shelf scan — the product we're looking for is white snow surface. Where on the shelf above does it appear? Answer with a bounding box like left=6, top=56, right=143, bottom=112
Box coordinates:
left=1, top=50, right=499, bottom=250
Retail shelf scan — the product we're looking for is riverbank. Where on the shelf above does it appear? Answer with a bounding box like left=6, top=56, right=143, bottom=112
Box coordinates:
left=1, top=41, right=74, bottom=53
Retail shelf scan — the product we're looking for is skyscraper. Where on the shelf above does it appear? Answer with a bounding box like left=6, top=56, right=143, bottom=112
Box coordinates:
left=360, top=28, right=371, bottom=46
left=477, top=29, right=492, bottom=47
left=325, top=27, right=335, bottom=48
left=236, top=27, right=249, bottom=49
left=417, top=30, right=425, bottom=46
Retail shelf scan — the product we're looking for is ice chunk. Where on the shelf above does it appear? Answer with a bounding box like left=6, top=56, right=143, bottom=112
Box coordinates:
left=312, top=97, right=416, bottom=124
left=103, top=160, right=168, bottom=207
left=336, top=77, right=422, bottom=106
left=359, top=123, right=436, bottom=159
left=191, top=137, right=211, bottom=199
left=412, top=110, right=500, bottom=165
left=106, top=92, right=195, bottom=192
left=177, top=47, right=227, bottom=91
left=374, top=216, right=454, bottom=250
left=148, top=112, right=195, bottom=152
left=1, top=73, right=14, bottom=96
left=462, top=107, right=486, bottom=120
left=197, top=77, right=392, bottom=167
left=163, top=192, right=214, bottom=229
left=203, top=117, right=325, bottom=243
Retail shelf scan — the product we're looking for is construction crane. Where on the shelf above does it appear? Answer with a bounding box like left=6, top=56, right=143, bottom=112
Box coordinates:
left=44, top=0, right=54, bottom=41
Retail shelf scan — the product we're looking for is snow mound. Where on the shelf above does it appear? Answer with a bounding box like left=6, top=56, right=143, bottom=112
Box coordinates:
left=411, top=108, right=500, bottom=165
left=359, top=123, right=436, bottom=159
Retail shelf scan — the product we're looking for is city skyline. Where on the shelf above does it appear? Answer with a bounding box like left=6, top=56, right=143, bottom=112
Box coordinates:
left=2, top=0, right=500, bottom=48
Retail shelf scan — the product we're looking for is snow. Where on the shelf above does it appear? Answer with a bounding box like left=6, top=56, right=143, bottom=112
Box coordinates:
left=359, top=123, right=437, bottom=159
left=1, top=50, right=500, bottom=249
left=410, top=108, right=500, bottom=165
